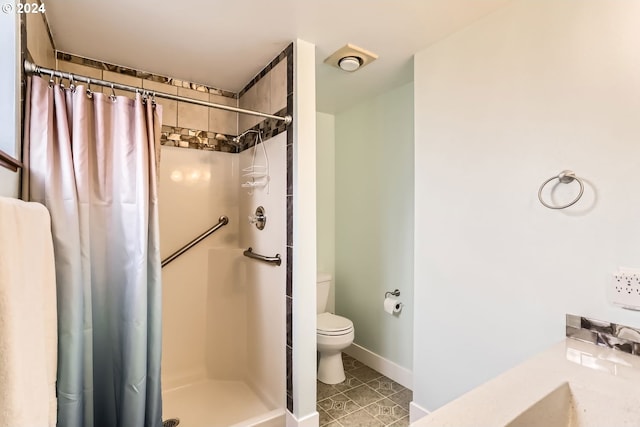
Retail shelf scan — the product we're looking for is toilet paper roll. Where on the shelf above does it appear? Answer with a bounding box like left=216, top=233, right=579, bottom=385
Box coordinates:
left=384, top=297, right=402, bottom=315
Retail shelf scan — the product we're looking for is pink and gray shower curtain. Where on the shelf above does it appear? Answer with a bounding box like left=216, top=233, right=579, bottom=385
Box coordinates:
left=23, top=75, right=163, bottom=427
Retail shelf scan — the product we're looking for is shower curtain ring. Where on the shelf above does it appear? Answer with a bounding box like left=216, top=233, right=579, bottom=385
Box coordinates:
left=48, top=71, right=55, bottom=87
left=86, top=78, right=93, bottom=98
left=110, top=84, right=117, bottom=102
left=69, top=74, right=75, bottom=92
left=151, top=92, right=156, bottom=106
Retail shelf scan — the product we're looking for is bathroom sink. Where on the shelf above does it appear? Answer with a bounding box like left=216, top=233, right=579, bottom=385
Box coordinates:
left=506, top=381, right=640, bottom=427
left=413, top=338, right=640, bottom=427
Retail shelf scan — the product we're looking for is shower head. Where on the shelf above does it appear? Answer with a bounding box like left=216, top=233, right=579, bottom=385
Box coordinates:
left=234, top=129, right=260, bottom=142
left=213, top=133, right=242, bottom=151
left=213, top=130, right=261, bottom=151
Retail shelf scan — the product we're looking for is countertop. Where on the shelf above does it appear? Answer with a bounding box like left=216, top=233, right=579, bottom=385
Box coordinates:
left=413, top=338, right=640, bottom=426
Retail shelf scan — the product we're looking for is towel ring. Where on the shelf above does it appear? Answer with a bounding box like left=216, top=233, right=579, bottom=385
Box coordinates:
left=538, top=170, right=584, bottom=209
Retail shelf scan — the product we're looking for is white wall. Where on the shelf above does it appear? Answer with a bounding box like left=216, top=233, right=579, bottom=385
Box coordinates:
left=334, top=83, right=414, bottom=371
left=289, top=38, right=318, bottom=424
left=159, top=146, right=240, bottom=388
left=316, top=112, right=335, bottom=312
left=413, top=0, right=640, bottom=415
left=240, top=132, right=287, bottom=409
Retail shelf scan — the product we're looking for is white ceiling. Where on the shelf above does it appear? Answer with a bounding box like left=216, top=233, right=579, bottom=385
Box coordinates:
left=45, top=0, right=511, bottom=113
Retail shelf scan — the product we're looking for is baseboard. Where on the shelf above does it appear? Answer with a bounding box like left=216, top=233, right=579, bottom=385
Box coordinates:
left=286, top=410, right=319, bottom=427
left=409, top=401, right=430, bottom=424
left=344, top=343, right=413, bottom=389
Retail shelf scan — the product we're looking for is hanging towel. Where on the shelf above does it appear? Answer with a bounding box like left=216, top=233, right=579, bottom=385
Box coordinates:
left=0, top=197, right=57, bottom=427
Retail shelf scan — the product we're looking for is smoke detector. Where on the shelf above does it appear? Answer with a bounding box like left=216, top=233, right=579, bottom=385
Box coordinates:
left=324, top=43, right=378, bottom=72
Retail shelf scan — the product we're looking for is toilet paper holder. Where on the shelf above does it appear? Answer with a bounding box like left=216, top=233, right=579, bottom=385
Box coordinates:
left=385, top=289, right=401, bottom=298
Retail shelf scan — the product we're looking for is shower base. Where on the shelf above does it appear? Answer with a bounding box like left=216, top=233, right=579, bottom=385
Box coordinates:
left=162, top=379, right=284, bottom=427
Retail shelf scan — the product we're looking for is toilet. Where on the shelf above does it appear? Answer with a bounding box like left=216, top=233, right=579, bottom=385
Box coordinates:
left=317, top=273, right=354, bottom=384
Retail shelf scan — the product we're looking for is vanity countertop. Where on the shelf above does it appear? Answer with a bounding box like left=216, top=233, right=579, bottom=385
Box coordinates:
left=413, top=338, right=640, bottom=427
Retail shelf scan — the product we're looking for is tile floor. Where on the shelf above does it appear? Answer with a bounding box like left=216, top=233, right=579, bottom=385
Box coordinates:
left=317, top=354, right=411, bottom=427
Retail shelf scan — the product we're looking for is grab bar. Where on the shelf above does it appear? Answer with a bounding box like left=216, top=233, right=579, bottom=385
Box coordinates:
left=243, top=247, right=282, bottom=266
left=161, top=216, right=229, bottom=268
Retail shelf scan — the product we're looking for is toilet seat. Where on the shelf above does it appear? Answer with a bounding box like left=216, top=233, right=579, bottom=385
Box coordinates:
left=317, top=312, right=353, bottom=336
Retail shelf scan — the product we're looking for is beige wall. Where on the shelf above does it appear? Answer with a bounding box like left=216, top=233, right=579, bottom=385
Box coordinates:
left=159, top=147, right=240, bottom=389
left=26, top=13, right=55, bottom=69
left=239, top=133, right=287, bottom=408
left=57, top=60, right=238, bottom=135
left=238, top=60, right=288, bottom=133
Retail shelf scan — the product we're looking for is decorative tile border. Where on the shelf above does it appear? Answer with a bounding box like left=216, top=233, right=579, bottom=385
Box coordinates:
left=56, top=51, right=294, bottom=155
left=284, top=42, right=294, bottom=414
left=56, top=52, right=237, bottom=99
left=160, top=126, right=237, bottom=153
left=233, top=107, right=289, bottom=151
left=566, top=314, right=640, bottom=356
left=158, top=109, right=288, bottom=154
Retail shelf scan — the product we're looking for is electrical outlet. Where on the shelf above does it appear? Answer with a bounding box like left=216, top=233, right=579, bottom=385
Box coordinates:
left=610, top=268, right=640, bottom=311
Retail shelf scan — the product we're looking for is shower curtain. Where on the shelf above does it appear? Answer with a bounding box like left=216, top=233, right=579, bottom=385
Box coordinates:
left=23, top=75, right=163, bottom=427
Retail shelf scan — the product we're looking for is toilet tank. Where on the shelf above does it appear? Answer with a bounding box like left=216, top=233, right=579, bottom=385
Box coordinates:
left=317, top=273, right=332, bottom=314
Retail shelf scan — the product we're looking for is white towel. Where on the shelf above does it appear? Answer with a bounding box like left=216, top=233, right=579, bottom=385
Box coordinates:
left=0, top=197, right=57, bottom=427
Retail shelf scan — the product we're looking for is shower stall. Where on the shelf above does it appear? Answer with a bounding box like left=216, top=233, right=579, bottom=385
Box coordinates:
left=156, top=53, right=291, bottom=426
left=21, top=4, right=296, bottom=423
left=159, top=132, right=287, bottom=427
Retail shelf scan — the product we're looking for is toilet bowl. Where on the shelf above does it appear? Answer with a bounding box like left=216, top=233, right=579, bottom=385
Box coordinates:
left=317, top=312, right=354, bottom=384
left=316, top=273, right=355, bottom=385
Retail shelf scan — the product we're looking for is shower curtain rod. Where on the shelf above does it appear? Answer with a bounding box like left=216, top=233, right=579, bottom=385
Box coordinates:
left=23, top=60, right=292, bottom=125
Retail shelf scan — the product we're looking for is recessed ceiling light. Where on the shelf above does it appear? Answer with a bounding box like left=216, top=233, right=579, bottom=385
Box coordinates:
left=338, top=56, right=362, bottom=72
left=324, top=43, right=378, bottom=72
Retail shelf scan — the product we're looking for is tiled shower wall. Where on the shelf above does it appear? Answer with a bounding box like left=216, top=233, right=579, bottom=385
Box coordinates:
left=24, top=7, right=55, bottom=70
left=56, top=45, right=297, bottom=413
left=239, top=56, right=288, bottom=133
left=56, top=53, right=240, bottom=151
left=56, top=50, right=292, bottom=156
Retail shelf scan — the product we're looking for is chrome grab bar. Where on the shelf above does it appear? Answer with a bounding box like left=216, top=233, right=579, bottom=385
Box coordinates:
left=161, top=216, right=229, bottom=268
left=243, top=247, right=282, bottom=266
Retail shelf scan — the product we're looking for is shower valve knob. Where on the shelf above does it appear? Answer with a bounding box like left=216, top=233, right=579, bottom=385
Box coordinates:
left=248, top=215, right=262, bottom=224
left=249, top=206, right=266, bottom=230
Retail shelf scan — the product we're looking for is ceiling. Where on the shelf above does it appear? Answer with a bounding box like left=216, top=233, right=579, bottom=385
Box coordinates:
left=45, top=0, right=511, bottom=113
